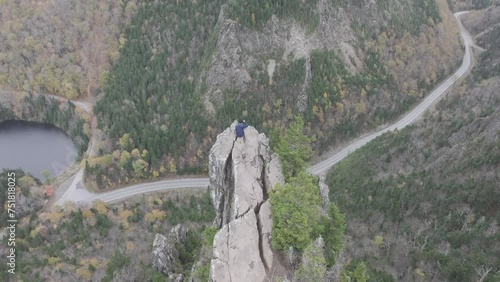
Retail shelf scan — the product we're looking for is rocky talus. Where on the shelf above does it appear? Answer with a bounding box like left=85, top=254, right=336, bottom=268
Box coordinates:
left=208, top=121, right=287, bottom=282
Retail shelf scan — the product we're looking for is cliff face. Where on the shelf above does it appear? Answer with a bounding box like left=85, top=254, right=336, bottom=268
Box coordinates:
left=202, top=2, right=357, bottom=115
left=208, top=121, right=286, bottom=281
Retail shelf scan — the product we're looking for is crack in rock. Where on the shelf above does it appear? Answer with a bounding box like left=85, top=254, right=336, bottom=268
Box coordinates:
left=209, top=121, right=284, bottom=281
left=255, top=205, right=269, bottom=272
left=235, top=206, right=251, bottom=220
left=220, top=139, right=236, bottom=229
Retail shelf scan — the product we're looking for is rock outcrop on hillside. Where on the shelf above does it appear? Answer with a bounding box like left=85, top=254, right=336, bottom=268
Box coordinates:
left=208, top=121, right=287, bottom=281
left=203, top=4, right=355, bottom=114
left=152, top=225, right=187, bottom=280
left=202, top=0, right=461, bottom=118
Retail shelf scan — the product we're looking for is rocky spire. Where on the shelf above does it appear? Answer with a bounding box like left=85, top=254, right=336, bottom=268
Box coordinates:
left=208, top=121, right=286, bottom=282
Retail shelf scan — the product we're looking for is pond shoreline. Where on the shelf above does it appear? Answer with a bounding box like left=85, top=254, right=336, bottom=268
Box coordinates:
left=0, top=119, right=78, bottom=180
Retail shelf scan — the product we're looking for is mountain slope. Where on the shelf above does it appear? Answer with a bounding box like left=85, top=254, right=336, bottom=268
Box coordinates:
left=0, top=0, right=138, bottom=98
left=91, top=0, right=463, bottom=188
left=327, top=7, right=500, bottom=281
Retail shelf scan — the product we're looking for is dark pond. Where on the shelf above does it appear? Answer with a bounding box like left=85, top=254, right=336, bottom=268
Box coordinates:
left=0, top=120, right=77, bottom=180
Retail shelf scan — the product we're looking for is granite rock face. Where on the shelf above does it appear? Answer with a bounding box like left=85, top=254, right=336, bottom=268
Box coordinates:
left=152, top=225, right=187, bottom=277
left=318, top=173, right=331, bottom=211
left=211, top=211, right=266, bottom=282
left=202, top=1, right=362, bottom=115
left=208, top=121, right=286, bottom=282
left=152, top=233, right=177, bottom=275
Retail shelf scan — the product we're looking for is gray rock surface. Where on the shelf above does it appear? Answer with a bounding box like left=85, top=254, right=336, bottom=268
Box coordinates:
left=257, top=201, right=274, bottom=270
left=211, top=211, right=266, bottom=282
left=209, top=121, right=238, bottom=228
left=201, top=1, right=362, bottom=115
left=209, top=121, right=287, bottom=281
left=152, top=234, right=177, bottom=275
left=209, top=121, right=283, bottom=228
left=231, top=127, right=266, bottom=220
left=206, top=20, right=252, bottom=101
left=265, top=153, right=285, bottom=191
left=152, top=225, right=187, bottom=276
left=318, top=173, right=331, bottom=211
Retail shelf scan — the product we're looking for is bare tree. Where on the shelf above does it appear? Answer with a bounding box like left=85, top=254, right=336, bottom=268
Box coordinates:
left=476, top=265, right=492, bottom=282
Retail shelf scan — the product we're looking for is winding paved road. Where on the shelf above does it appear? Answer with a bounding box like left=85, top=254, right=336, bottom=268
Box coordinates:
left=310, top=11, right=476, bottom=174
left=56, top=12, right=477, bottom=205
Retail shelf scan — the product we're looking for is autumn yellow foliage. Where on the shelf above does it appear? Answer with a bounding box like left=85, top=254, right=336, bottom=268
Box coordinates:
left=48, top=257, right=61, bottom=265
left=119, top=209, right=134, bottom=222
left=82, top=209, right=93, bottom=219
left=127, top=241, right=136, bottom=251
left=92, top=200, right=108, bottom=214
left=76, top=266, right=92, bottom=280
left=47, top=212, right=64, bottom=223
left=145, top=209, right=166, bottom=222
left=55, top=263, right=66, bottom=272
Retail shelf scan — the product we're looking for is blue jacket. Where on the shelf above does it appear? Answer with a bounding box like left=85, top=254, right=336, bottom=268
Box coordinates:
left=235, top=122, right=248, bottom=137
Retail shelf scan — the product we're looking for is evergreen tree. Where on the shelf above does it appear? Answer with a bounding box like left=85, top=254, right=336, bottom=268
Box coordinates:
left=295, top=239, right=327, bottom=282
left=271, top=116, right=315, bottom=181
left=341, top=262, right=370, bottom=282
left=322, top=204, right=346, bottom=267
left=269, top=172, right=322, bottom=251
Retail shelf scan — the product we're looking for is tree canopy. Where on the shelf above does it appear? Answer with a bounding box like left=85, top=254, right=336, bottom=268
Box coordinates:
left=295, top=239, right=327, bottom=282
left=269, top=172, right=322, bottom=251
left=271, top=116, right=315, bottom=181
left=322, top=204, right=347, bottom=267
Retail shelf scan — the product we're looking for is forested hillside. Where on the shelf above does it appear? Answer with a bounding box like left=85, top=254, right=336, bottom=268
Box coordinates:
left=20, top=95, right=90, bottom=157
left=90, top=0, right=226, bottom=189
left=0, top=92, right=90, bottom=159
left=1, top=1, right=498, bottom=281
left=0, top=0, right=138, bottom=98
left=90, top=0, right=463, bottom=188
left=327, top=6, right=500, bottom=281
left=449, top=0, right=493, bottom=10
left=0, top=189, right=216, bottom=281
left=0, top=169, right=43, bottom=229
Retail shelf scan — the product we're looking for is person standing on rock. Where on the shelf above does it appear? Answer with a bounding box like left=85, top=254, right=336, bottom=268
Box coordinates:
left=235, top=119, right=249, bottom=142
